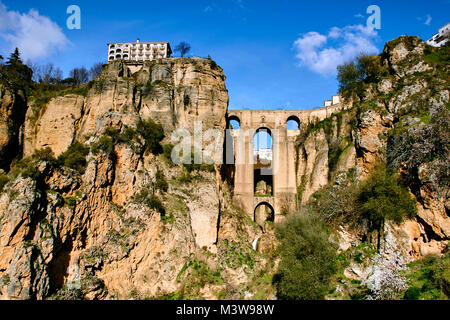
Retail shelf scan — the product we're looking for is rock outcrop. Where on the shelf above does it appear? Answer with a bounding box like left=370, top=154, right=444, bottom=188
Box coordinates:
left=0, top=84, right=27, bottom=170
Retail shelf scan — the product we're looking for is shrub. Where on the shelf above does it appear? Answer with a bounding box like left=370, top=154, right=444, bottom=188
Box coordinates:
left=155, top=170, right=168, bottom=192
left=133, top=187, right=165, bottom=216
left=136, top=119, right=165, bottom=154
left=309, top=170, right=359, bottom=226
left=91, top=135, right=114, bottom=155
left=8, top=148, right=56, bottom=180
left=274, top=210, right=338, bottom=300
left=147, top=194, right=165, bottom=216
left=176, top=171, right=194, bottom=184
left=404, top=253, right=450, bottom=300
left=363, top=252, right=408, bottom=300
left=0, top=173, right=9, bottom=193
left=90, top=120, right=164, bottom=156
left=207, top=55, right=218, bottom=70
left=183, top=152, right=215, bottom=172
left=58, top=141, right=89, bottom=174
left=357, top=163, right=417, bottom=230
left=162, top=144, right=174, bottom=163
left=33, top=147, right=56, bottom=162
left=404, top=286, right=421, bottom=300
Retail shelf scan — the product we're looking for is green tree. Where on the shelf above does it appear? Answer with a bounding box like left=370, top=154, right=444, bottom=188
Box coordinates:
left=6, top=48, right=22, bottom=65
left=357, top=163, right=417, bottom=230
left=337, top=53, right=384, bottom=101
left=0, top=48, right=32, bottom=90
left=274, top=211, right=338, bottom=300
left=136, top=119, right=165, bottom=154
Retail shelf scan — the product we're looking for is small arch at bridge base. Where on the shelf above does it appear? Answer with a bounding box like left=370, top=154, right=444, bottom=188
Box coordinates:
left=254, top=201, right=275, bottom=233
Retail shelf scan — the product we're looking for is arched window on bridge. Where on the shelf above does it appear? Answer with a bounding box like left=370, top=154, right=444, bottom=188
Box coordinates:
left=253, top=127, right=273, bottom=196
left=254, top=202, right=274, bottom=232
left=227, top=115, right=240, bottom=130
left=286, top=115, right=300, bottom=130
left=253, top=128, right=272, bottom=159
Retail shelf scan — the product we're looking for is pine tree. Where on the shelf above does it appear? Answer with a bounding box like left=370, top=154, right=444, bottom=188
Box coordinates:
left=6, top=48, right=22, bottom=66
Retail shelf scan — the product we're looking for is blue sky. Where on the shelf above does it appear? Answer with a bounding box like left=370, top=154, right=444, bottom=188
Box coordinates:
left=0, top=0, right=448, bottom=110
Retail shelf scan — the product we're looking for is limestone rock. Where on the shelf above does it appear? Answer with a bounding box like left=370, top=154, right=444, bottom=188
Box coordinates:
left=0, top=84, right=27, bottom=169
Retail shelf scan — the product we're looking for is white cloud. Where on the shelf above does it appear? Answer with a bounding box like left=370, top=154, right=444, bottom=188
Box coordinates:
left=0, top=2, right=69, bottom=61
left=417, top=14, right=432, bottom=26
left=293, top=24, right=379, bottom=77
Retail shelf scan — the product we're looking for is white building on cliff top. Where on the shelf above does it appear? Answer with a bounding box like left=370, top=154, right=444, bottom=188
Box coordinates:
left=107, top=38, right=172, bottom=63
left=426, top=23, right=450, bottom=47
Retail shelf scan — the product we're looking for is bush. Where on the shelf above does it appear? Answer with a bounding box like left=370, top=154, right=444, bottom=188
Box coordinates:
left=33, top=147, right=56, bottom=162
left=309, top=170, right=359, bottom=226
left=357, top=163, right=417, bottom=230
left=0, top=173, right=9, bottom=193
left=162, top=144, right=174, bottom=163
left=9, top=148, right=55, bottom=180
left=133, top=187, right=165, bottom=216
left=404, top=286, right=421, bottom=300
left=404, top=253, right=450, bottom=300
left=207, top=56, right=219, bottom=70
left=91, top=135, right=114, bottom=155
left=147, top=194, right=165, bottom=216
left=176, top=171, right=194, bottom=184
left=183, top=152, right=215, bottom=172
left=337, top=60, right=365, bottom=101
left=58, top=141, right=89, bottom=174
left=274, top=210, right=338, bottom=300
left=155, top=170, right=168, bottom=192
left=136, top=119, right=164, bottom=154
left=90, top=120, right=164, bottom=156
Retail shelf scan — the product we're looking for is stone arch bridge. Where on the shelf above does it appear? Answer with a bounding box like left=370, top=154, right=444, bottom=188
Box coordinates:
left=225, top=104, right=345, bottom=224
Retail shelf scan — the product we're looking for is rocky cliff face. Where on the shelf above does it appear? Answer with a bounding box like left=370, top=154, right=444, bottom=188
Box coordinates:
left=0, top=58, right=271, bottom=300
left=295, top=36, right=449, bottom=263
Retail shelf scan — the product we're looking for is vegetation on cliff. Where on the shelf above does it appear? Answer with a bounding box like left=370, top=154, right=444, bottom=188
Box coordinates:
left=274, top=211, right=338, bottom=300
left=284, top=36, right=449, bottom=300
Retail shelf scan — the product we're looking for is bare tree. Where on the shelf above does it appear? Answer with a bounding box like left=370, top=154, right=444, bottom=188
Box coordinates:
left=26, top=60, right=40, bottom=82
left=70, top=67, right=89, bottom=85
left=174, top=42, right=191, bottom=57
left=40, top=63, right=55, bottom=84
left=26, top=61, right=63, bottom=84
left=52, top=67, right=63, bottom=83
left=89, top=62, right=104, bottom=81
